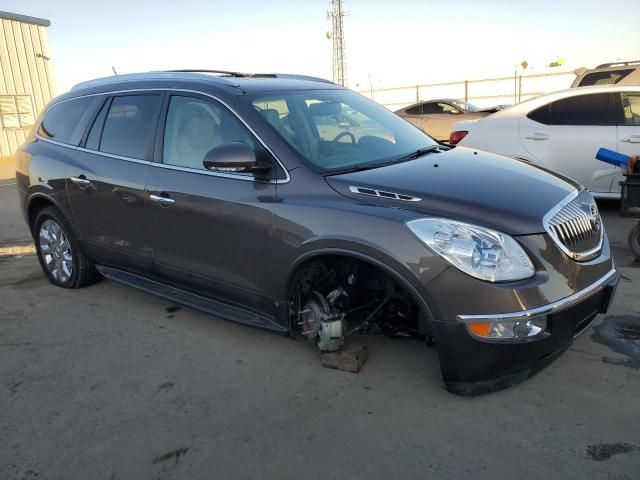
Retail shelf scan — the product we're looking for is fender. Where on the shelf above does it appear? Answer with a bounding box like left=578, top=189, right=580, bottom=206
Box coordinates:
left=282, top=244, right=435, bottom=320
left=25, top=191, right=78, bottom=236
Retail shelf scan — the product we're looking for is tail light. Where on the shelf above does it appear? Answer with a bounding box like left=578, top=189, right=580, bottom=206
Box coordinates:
left=449, top=130, right=468, bottom=145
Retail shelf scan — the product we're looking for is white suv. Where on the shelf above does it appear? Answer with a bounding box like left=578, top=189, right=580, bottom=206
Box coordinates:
left=450, top=85, right=640, bottom=198
left=572, top=61, right=640, bottom=88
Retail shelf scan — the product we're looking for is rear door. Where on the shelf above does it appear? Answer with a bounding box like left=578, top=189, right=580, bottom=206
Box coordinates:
left=518, top=92, right=619, bottom=194
left=67, top=93, right=163, bottom=272
left=146, top=92, right=281, bottom=315
left=616, top=91, right=640, bottom=190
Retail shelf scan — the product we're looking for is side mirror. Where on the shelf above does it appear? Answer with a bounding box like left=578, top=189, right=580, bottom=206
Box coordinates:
left=202, top=142, right=271, bottom=174
left=449, top=109, right=461, bottom=115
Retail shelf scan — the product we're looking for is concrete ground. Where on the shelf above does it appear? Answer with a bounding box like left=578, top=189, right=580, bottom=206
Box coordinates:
left=1, top=184, right=639, bottom=479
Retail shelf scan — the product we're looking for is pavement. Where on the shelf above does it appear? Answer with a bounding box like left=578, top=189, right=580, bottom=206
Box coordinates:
left=1, top=189, right=639, bottom=479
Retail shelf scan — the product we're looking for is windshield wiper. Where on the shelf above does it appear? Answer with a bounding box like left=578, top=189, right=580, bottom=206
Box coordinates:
left=324, top=145, right=448, bottom=176
left=324, top=160, right=403, bottom=176
left=395, top=144, right=447, bottom=162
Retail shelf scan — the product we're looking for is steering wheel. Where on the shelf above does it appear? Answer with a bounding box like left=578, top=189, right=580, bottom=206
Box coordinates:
left=329, top=131, right=356, bottom=153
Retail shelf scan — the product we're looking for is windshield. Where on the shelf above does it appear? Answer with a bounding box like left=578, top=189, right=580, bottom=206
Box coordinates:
left=248, top=90, right=437, bottom=173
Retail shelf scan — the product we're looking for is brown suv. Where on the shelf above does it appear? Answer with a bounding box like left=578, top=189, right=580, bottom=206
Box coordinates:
left=14, top=70, right=619, bottom=395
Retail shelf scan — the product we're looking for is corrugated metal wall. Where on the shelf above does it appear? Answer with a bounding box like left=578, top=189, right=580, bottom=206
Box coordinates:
left=0, top=17, right=54, bottom=160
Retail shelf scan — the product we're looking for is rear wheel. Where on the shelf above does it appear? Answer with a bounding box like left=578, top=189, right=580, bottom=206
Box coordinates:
left=629, top=222, right=640, bottom=258
left=34, top=206, right=100, bottom=288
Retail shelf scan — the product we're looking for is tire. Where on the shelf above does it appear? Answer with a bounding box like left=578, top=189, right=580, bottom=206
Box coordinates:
left=629, top=222, right=640, bottom=258
left=33, top=206, right=101, bottom=288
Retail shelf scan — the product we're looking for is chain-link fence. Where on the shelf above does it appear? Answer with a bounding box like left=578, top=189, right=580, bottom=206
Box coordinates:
left=358, top=71, right=576, bottom=110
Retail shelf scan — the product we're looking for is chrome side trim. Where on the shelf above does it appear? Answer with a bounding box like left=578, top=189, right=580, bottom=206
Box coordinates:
left=34, top=87, right=291, bottom=184
left=348, top=185, right=421, bottom=202
left=148, top=161, right=261, bottom=182
left=456, top=268, right=617, bottom=323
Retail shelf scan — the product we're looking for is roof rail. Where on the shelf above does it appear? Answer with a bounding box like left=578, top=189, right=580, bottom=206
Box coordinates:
left=71, top=71, right=241, bottom=91
left=169, top=70, right=335, bottom=84
left=274, top=74, right=335, bottom=84
left=168, top=69, right=276, bottom=78
left=596, top=60, right=640, bottom=68
left=71, top=70, right=337, bottom=91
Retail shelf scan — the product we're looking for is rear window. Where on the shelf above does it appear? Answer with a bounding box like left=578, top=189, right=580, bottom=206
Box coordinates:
left=98, top=95, right=161, bottom=159
left=578, top=69, right=634, bottom=87
left=527, top=93, right=620, bottom=126
left=38, top=97, right=93, bottom=144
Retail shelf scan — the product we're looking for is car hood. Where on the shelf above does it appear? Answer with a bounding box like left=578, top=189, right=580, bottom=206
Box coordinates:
left=324, top=147, right=579, bottom=236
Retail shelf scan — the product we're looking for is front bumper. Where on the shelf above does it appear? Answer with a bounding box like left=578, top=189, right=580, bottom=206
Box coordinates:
left=430, top=268, right=620, bottom=396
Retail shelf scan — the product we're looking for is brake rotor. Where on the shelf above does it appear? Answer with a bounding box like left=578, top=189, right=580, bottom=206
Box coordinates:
left=299, top=291, right=331, bottom=341
left=298, top=291, right=344, bottom=351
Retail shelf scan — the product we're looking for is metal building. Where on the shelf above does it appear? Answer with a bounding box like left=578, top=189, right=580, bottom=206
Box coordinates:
left=0, top=11, right=54, bottom=179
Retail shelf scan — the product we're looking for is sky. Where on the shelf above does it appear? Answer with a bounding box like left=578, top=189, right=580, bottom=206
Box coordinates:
left=3, top=0, right=640, bottom=94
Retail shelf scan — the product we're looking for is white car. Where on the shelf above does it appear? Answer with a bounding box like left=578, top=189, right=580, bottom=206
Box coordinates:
left=450, top=85, right=640, bottom=198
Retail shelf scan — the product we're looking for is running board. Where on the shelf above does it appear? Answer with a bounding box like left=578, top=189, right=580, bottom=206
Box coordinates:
left=96, top=265, right=287, bottom=333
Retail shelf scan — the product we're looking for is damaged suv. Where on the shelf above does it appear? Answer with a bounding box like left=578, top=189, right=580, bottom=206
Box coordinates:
left=15, top=70, right=619, bottom=395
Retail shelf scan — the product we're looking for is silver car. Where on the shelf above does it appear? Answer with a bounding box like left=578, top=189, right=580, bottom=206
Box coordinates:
left=395, top=99, right=501, bottom=142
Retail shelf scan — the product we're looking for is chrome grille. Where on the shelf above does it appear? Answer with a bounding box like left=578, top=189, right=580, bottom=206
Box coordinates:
left=543, top=190, right=603, bottom=261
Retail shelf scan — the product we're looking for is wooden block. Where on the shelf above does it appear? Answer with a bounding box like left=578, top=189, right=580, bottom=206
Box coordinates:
left=320, top=343, right=368, bottom=373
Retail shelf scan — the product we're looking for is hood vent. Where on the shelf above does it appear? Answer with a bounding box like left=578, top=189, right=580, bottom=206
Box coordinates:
left=348, top=186, right=421, bottom=202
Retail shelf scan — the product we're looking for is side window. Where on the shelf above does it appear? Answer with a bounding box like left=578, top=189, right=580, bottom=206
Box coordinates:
left=578, top=69, right=633, bottom=87
left=438, top=103, right=459, bottom=114
left=621, top=93, right=640, bottom=126
left=421, top=103, right=441, bottom=114
left=99, top=95, right=161, bottom=159
left=527, top=94, right=620, bottom=126
left=527, top=104, right=551, bottom=124
left=405, top=104, right=423, bottom=115
left=548, top=93, right=619, bottom=126
left=38, top=97, right=93, bottom=144
left=163, top=95, right=256, bottom=171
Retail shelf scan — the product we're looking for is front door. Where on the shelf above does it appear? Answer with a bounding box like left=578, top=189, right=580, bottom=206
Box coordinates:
left=67, top=93, right=163, bottom=272
left=146, top=93, right=280, bottom=315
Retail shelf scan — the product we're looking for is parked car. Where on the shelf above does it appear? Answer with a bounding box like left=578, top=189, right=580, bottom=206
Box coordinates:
left=395, top=99, right=502, bottom=141
left=15, top=71, right=618, bottom=395
left=451, top=85, right=640, bottom=198
left=572, top=61, right=640, bottom=88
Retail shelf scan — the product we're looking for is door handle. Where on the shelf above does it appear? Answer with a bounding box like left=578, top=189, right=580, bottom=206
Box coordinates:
left=149, top=194, right=175, bottom=206
left=620, top=135, right=640, bottom=143
left=70, top=176, right=92, bottom=188
left=525, top=133, right=549, bottom=140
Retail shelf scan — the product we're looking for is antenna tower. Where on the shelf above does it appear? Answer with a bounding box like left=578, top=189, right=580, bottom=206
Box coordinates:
left=328, top=0, right=347, bottom=86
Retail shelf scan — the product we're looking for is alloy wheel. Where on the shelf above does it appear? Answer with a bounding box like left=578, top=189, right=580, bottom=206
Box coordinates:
left=39, top=219, right=73, bottom=283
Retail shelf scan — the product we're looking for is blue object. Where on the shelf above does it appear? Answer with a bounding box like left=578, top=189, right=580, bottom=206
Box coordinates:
left=596, top=148, right=630, bottom=168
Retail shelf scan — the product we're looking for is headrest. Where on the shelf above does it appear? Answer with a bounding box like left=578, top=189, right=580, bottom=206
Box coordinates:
left=180, top=111, right=217, bottom=149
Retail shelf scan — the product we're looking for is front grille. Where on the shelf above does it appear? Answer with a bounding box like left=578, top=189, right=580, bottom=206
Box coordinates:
left=543, top=190, right=603, bottom=261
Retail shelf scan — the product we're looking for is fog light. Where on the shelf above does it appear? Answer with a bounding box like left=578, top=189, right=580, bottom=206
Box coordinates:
left=467, top=317, right=546, bottom=341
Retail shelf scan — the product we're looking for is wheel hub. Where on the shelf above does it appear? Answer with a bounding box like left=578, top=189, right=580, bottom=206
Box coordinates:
left=298, top=291, right=345, bottom=352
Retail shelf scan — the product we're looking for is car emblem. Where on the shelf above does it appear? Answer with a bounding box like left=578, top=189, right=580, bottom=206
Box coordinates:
left=580, top=202, right=600, bottom=231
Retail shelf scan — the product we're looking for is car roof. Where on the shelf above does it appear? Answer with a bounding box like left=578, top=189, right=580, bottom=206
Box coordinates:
left=69, top=71, right=343, bottom=97
left=495, top=84, right=640, bottom=116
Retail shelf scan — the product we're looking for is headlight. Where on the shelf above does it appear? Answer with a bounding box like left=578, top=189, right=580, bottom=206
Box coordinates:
left=406, top=218, right=535, bottom=282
